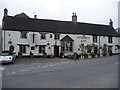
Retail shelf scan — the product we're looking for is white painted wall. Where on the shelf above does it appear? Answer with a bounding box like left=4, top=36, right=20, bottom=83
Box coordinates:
left=2, top=30, right=119, bottom=56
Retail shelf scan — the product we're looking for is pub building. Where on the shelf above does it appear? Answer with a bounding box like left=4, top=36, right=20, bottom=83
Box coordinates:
left=2, top=8, right=120, bottom=57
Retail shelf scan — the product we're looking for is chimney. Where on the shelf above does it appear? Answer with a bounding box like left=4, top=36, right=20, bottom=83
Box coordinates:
left=34, top=15, right=37, bottom=19
left=72, top=12, right=77, bottom=23
left=109, top=18, right=113, bottom=27
left=4, top=8, right=8, bottom=17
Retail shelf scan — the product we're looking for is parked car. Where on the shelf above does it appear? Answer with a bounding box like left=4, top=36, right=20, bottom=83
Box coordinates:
left=0, top=50, right=17, bottom=64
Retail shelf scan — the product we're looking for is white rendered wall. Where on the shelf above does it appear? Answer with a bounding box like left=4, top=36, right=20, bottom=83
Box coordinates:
left=2, top=30, right=119, bottom=56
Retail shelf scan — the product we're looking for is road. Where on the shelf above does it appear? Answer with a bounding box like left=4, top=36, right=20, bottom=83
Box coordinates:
left=2, top=55, right=119, bottom=88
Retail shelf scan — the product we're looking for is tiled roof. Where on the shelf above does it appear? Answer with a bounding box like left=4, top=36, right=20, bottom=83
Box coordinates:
left=2, top=15, right=119, bottom=37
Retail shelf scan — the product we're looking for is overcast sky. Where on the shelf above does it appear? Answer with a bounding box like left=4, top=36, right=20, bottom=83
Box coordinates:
left=0, top=0, right=119, bottom=28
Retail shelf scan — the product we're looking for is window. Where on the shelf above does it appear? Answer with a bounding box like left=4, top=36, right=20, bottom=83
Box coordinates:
left=20, top=31, right=27, bottom=39
left=54, top=33, right=60, bottom=40
left=61, top=41, right=73, bottom=52
left=50, top=34, right=53, bottom=38
left=19, top=46, right=26, bottom=53
left=93, top=36, right=97, bottom=43
left=108, top=37, right=113, bottom=43
left=40, top=33, right=46, bottom=39
left=39, top=45, right=45, bottom=53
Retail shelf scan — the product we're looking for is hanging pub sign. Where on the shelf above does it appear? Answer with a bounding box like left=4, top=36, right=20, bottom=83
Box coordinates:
left=31, top=46, right=35, bottom=50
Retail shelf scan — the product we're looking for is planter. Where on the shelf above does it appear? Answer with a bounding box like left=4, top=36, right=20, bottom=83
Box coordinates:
left=103, top=54, right=107, bottom=56
left=91, top=54, right=95, bottom=58
left=18, top=55, right=22, bottom=58
left=80, top=55, right=84, bottom=59
left=84, top=54, right=88, bottom=58
left=30, top=55, right=33, bottom=58
left=95, top=54, right=98, bottom=58
left=88, top=54, right=91, bottom=59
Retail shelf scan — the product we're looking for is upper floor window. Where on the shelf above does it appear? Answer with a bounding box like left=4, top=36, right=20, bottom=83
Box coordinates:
left=108, top=37, right=113, bottom=43
left=40, top=33, right=46, bottom=39
left=20, top=31, right=27, bottom=39
left=93, top=36, right=97, bottom=43
left=54, top=33, right=60, bottom=40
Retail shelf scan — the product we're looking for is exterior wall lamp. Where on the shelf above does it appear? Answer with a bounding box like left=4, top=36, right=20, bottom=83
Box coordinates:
left=8, top=39, right=12, bottom=44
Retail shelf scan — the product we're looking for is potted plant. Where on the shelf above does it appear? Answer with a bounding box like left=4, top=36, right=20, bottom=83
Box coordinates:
left=30, top=51, right=33, bottom=58
left=86, top=45, right=92, bottom=59
left=18, top=51, right=22, bottom=58
left=80, top=44, right=85, bottom=59
left=102, top=44, right=107, bottom=56
left=43, top=51, right=47, bottom=57
left=60, top=50, right=64, bottom=58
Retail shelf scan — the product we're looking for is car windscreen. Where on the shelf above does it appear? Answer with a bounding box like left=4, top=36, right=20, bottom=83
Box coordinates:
left=2, top=53, right=12, bottom=56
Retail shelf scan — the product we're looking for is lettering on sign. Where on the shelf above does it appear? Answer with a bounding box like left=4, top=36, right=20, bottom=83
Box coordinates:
left=77, top=36, right=90, bottom=42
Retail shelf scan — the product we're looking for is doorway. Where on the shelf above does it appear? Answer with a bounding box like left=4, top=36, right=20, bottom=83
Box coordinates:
left=54, top=46, right=59, bottom=57
left=9, top=45, right=14, bottom=52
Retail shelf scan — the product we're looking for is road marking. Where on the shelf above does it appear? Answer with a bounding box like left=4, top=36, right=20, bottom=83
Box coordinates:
left=0, top=75, right=2, bottom=77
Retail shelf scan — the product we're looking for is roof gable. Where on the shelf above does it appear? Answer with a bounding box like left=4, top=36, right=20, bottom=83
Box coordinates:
left=61, top=35, right=74, bottom=41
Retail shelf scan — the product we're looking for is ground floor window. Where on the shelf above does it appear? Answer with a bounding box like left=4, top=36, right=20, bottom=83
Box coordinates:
left=19, top=46, right=26, bottom=53
left=39, top=45, right=45, bottom=53
left=61, top=41, right=73, bottom=53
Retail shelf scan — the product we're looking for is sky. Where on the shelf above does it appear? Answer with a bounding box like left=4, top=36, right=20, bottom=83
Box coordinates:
left=0, top=0, right=119, bottom=28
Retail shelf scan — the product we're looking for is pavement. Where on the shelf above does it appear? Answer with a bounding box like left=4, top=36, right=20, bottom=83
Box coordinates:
left=1, top=55, right=119, bottom=88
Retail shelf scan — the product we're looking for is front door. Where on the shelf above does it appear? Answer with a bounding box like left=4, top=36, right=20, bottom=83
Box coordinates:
left=9, top=45, right=14, bottom=52
left=54, top=46, right=59, bottom=57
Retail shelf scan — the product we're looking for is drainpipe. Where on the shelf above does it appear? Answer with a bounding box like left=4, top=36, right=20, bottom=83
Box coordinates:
left=4, top=30, right=5, bottom=51
left=0, top=27, right=2, bottom=55
left=98, top=36, right=101, bottom=56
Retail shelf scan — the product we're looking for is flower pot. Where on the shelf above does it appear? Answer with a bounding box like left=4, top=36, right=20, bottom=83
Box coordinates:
left=88, top=55, right=91, bottom=59
left=81, top=55, right=84, bottom=59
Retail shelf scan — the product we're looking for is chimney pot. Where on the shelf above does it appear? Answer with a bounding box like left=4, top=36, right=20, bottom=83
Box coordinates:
left=34, top=15, right=37, bottom=19
left=4, top=8, right=8, bottom=16
left=72, top=12, right=77, bottom=23
left=109, top=18, right=113, bottom=27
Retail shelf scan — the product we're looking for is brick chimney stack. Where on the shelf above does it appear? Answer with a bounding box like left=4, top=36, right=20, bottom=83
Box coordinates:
left=4, top=8, right=8, bottom=17
left=109, top=18, right=113, bottom=27
left=72, top=12, right=77, bottom=23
